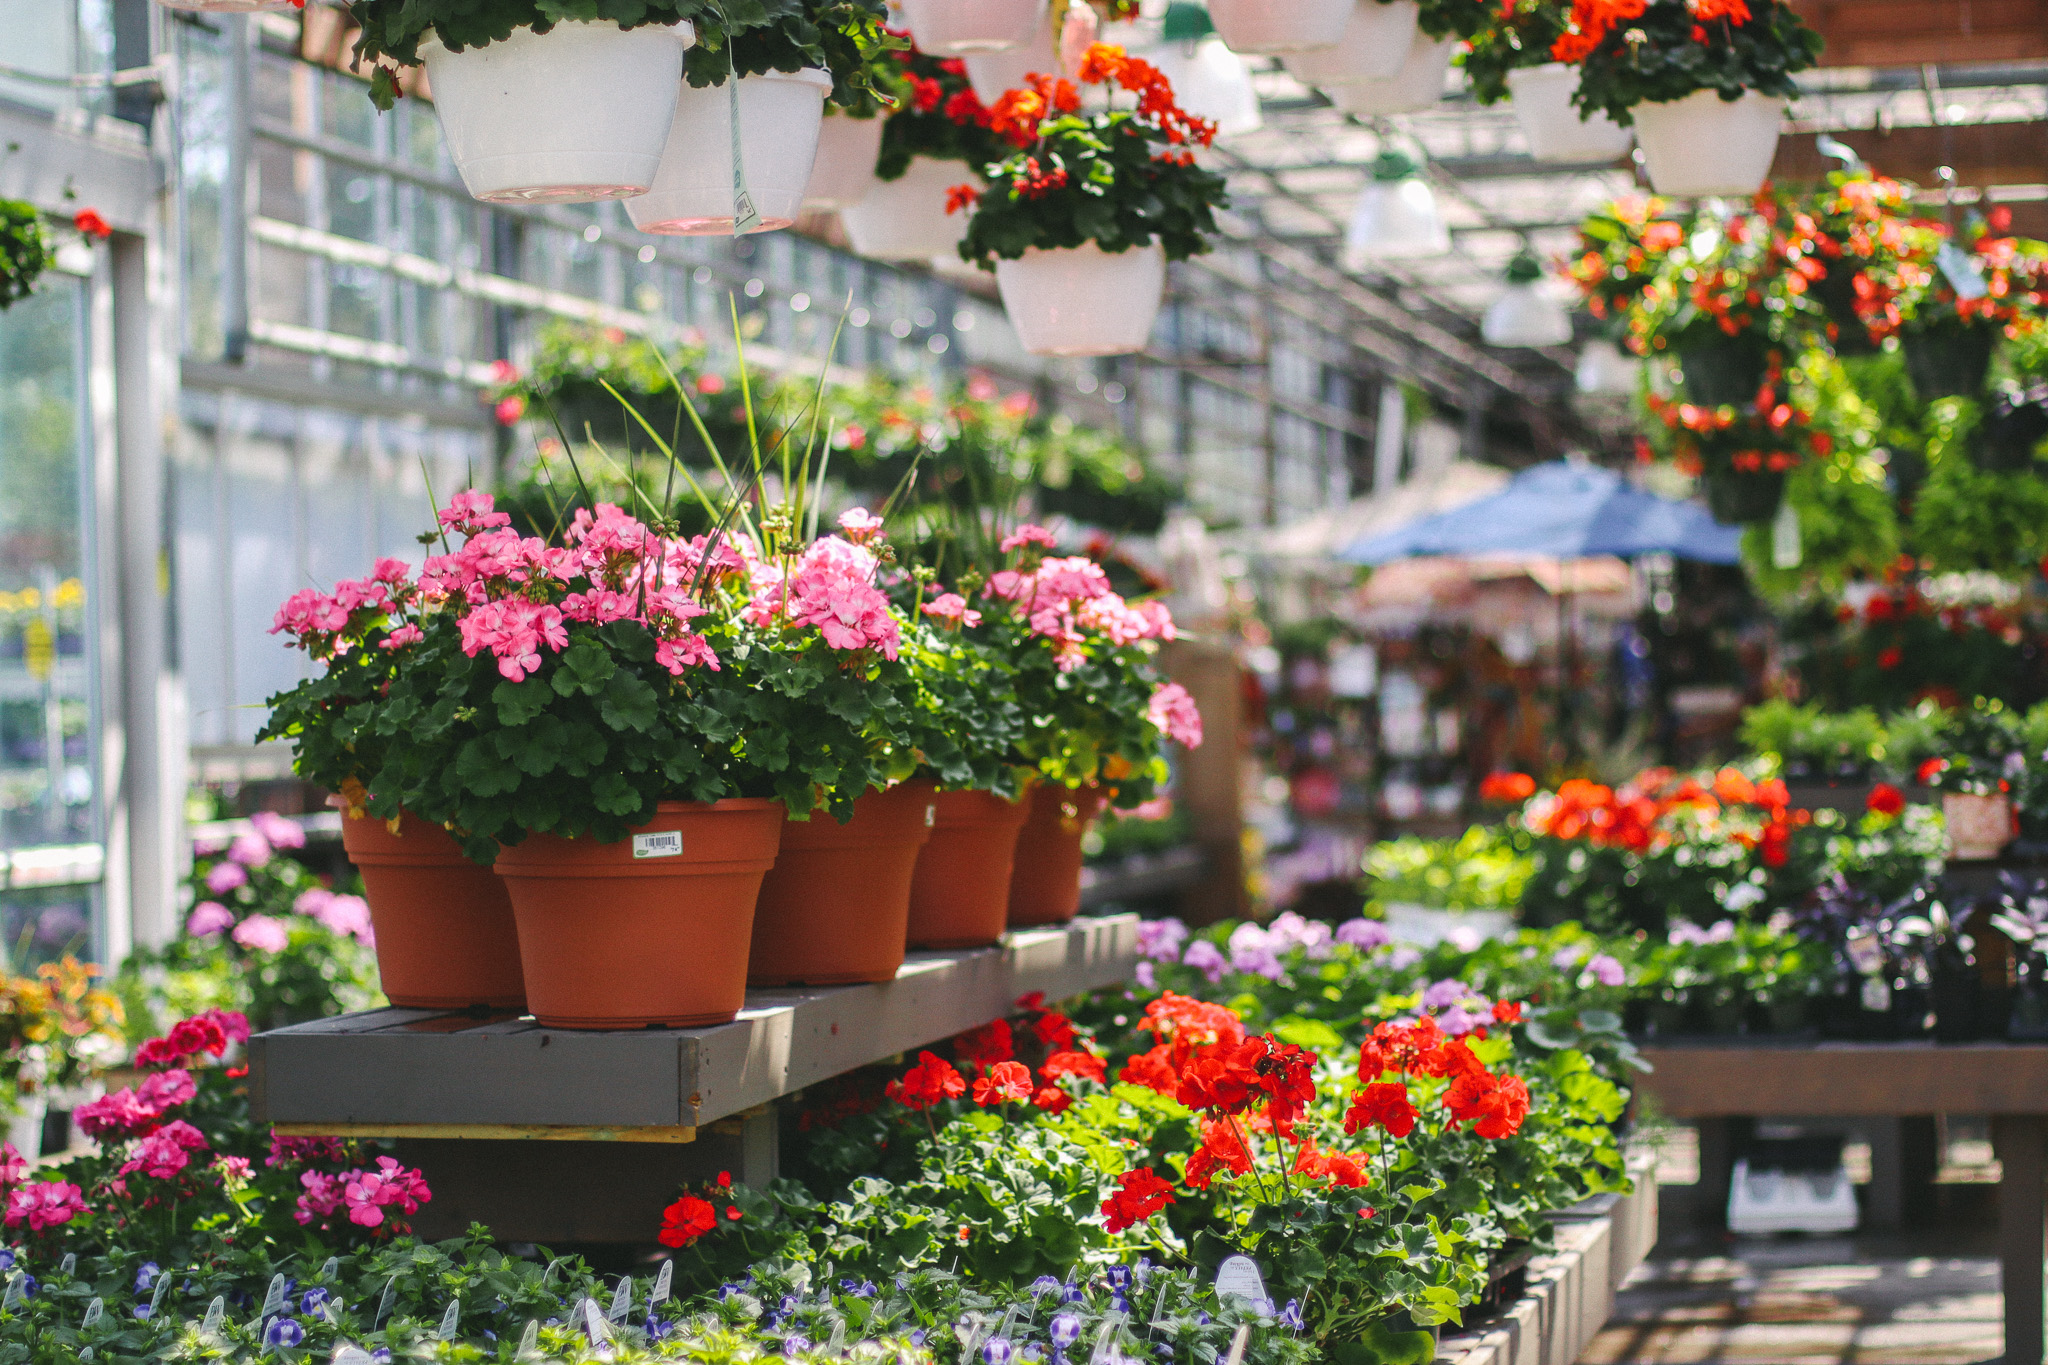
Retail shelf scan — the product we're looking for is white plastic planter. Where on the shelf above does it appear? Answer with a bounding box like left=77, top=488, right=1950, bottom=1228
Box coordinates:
left=1632, top=89, right=1784, bottom=197
left=5, top=1096, right=43, bottom=1160
left=1208, top=0, right=1356, bottom=54
left=1146, top=36, right=1263, bottom=137
left=964, top=11, right=1058, bottom=103
left=154, top=0, right=296, bottom=9
left=1506, top=63, right=1632, bottom=162
left=1575, top=339, right=1641, bottom=395
left=803, top=112, right=887, bottom=211
left=900, top=0, right=1048, bottom=54
left=995, top=242, right=1167, bottom=357
left=1327, top=34, right=1453, bottom=116
left=1282, top=0, right=1419, bottom=85
left=841, top=157, right=979, bottom=261
left=627, top=70, right=830, bottom=235
left=419, top=21, right=694, bottom=204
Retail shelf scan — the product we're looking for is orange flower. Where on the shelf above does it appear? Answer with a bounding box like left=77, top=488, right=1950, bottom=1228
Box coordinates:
left=945, top=184, right=980, bottom=216
left=1867, top=783, right=1906, bottom=816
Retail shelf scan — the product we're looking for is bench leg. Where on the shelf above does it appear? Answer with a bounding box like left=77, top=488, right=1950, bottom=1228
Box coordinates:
left=1995, top=1115, right=2046, bottom=1365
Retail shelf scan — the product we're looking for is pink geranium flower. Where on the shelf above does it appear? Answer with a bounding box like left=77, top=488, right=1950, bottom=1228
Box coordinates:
left=186, top=901, right=235, bottom=937
left=1147, top=683, right=1204, bottom=749
left=232, top=914, right=290, bottom=954
left=204, top=861, right=248, bottom=894
left=4, top=1181, right=85, bottom=1231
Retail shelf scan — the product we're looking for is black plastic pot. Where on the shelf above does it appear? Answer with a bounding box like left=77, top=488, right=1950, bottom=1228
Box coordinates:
left=1811, top=261, right=1879, bottom=357
left=1901, top=322, right=1997, bottom=401
left=1930, top=965, right=1982, bottom=1043
left=1976, top=389, right=2048, bottom=472
left=2010, top=975, right=2048, bottom=1040
left=1702, top=465, right=1786, bottom=525
left=1678, top=333, right=1772, bottom=407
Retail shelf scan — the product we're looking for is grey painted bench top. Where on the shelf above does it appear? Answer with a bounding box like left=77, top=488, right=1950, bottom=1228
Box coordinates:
left=249, top=913, right=1139, bottom=1132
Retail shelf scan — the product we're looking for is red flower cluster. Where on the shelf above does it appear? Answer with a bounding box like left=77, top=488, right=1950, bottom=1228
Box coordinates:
left=972, top=1060, right=1036, bottom=1106
left=1479, top=771, right=1537, bottom=804
left=134, top=1009, right=248, bottom=1069
left=1523, top=766, right=1807, bottom=864
left=1444, top=1071, right=1533, bottom=1140
left=1176, top=1035, right=1315, bottom=1130
left=1101, top=1166, right=1176, bottom=1232
left=658, top=1171, right=739, bottom=1248
left=886, top=1051, right=967, bottom=1110
left=1120, top=992, right=1246, bottom=1092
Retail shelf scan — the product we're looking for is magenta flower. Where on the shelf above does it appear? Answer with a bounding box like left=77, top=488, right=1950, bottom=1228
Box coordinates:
left=249, top=810, right=306, bottom=850
left=232, top=914, right=290, bottom=954
left=921, top=593, right=983, bottom=628
left=204, top=861, right=248, bottom=894
left=1146, top=683, right=1204, bottom=749
left=380, top=623, right=423, bottom=651
left=185, top=901, right=235, bottom=937
left=1586, top=954, right=1626, bottom=987
left=0, top=1143, right=27, bottom=1188
left=4, top=1181, right=85, bottom=1231
left=137, top=1069, right=196, bottom=1113
left=119, top=1120, right=209, bottom=1180
left=295, top=1169, right=345, bottom=1225
left=308, top=893, right=374, bottom=944
left=227, top=832, right=271, bottom=869
left=438, top=489, right=511, bottom=536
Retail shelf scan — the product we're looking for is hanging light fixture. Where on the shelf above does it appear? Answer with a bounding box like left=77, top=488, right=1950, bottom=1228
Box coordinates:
left=1144, top=3, right=1263, bottom=138
left=1481, top=250, right=1573, bottom=348
left=1342, top=149, right=1448, bottom=265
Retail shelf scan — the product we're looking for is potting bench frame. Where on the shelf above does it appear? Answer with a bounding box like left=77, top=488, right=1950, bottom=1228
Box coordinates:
left=1636, top=1039, right=2048, bottom=1365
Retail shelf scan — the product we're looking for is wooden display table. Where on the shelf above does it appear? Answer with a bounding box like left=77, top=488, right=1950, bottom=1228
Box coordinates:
left=250, top=914, right=1139, bottom=1240
left=1637, top=1039, right=2048, bottom=1365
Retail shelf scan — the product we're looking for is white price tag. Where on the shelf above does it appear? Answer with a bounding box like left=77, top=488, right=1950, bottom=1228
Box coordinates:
left=633, top=831, right=684, bottom=860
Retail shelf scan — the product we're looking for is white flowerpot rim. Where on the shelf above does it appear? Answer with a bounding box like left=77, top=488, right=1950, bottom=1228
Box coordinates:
left=628, top=68, right=833, bottom=236
left=417, top=17, right=698, bottom=60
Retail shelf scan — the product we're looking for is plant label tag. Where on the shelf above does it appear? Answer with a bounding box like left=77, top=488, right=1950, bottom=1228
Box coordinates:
left=82, top=1297, right=103, bottom=1329
left=1861, top=975, right=1893, bottom=1012
left=333, top=1347, right=375, bottom=1365
left=1223, top=1324, right=1252, bottom=1365
left=1936, top=243, right=1990, bottom=300
left=609, top=1277, right=633, bottom=1323
left=633, top=831, right=684, bottom=859
left=827, top=1314, right=848, bottom=1353
left=1213, top=1257, right=1268, bottom=1312
left=582, top=1297, right=615, bottom=1345
left=439, top=1298, right=460, bottom=1339
left=320, top=1258, right=340, bottom=1283
left=202, top=1297, right=225, bottom=1337
left=1150, top=1281, right=1171, bottom=1329
left=926, top=804, right=937, bottom=827
left=262, top=1274, right=287, bottom=1319
left=652, top=1261, right=673, bottom=1307
left=729, top=79, right=761, bottom=236
left=518, top=1321, right=540, bottom=1357
left=1, top=1275, right=19, bottom=1311
left=150, top=1275, right=169, bottom=1317
left=375, top=1277, right=397, bottom=1327
left=60, top=1255, right=76, bottom=1277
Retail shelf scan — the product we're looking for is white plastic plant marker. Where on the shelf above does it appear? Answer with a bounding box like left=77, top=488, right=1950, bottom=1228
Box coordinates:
left=841, top=158, right=980, bottom=261
left=996, top=242, right=1166, bottom=357
left=60, top=1255, right=76, bottom=1277
left=901, top=0, right=1048, bottom=54
left=261, top=1274, right=287, bottom=1320
left=803, top=112, right=887, bottom=211
left=1213, top=1256, right=1268, bottom=1310
left=1207, top=0, right=1355, bottom=54
left=609, top=1277, right=633, bottom=1323
left=1506, top=63, right=1632, bottom=162
left=652, top=1261, right=673, bottom=1307
left=1325, top=34, right=1454, bottom=116
left=82, top=1298, right=103, bottom=1329
left=439, top=1298, right=460, bottom=1339
left=518, top=1321, right=541, bottom=1357
left=375, top=1276, right=397, bottom=1327
left=1632, top=90, right=1784, bottom=197
left=419, top=20, right=696, bottom=204
left=628, top=69, right=831, bottom=236
left=332, top=1346, right=376, bottom=1365
left=1281, top=0, right=1418, bottom=84
left=201, top=1298, right=225, bottom=1337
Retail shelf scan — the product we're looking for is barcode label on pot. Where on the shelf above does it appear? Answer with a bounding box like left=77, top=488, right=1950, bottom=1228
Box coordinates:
left=633, top=831, right=683, bottom=860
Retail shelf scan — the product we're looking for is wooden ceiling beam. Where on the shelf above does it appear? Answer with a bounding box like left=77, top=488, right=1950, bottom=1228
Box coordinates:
left=1769, top=123, right=2048, bottom=188
left=1790, top=0, right=2048, bottom=66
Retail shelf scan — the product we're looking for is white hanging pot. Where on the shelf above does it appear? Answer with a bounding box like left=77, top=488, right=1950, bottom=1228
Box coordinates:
left=1146, top=36, right=1263, bottom=136
left=964, top=10, right=1059, bottom=103
left=803, top=111, right=887, bottom=211
left=419, top=21, right=695, bottom=204
left=900, top=0, right=1049, bottom=54
left=154, top=0, right=295, bottom=9
left=1944, top=791, right=2015, bottom=860
left=1506, top=63, right=1633, bottom=162
left=1326, top=33, right=1453, bottom=115
left=1631, top=89, right=1784, bottom=198
left=995, top=242, right=1167, bottom=356
left=1575, top=339, right=1641, bottom=395
left=627, top=69, right=831, bottom=235
left=1208, top=0, right=1356, bottom=54
left=1282, top=0, right=1419, bottom=84
left=842, top=157, right=979, bottom=261
left=1344, top=175, right=1448, bottom=264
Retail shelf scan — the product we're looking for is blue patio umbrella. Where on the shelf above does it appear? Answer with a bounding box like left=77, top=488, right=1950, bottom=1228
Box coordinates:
left=1338, top=460, right=1743, bottom=565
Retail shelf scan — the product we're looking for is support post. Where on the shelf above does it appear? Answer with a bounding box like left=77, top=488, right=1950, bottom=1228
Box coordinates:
left=1995, top=1114, right=2046, bottom=1365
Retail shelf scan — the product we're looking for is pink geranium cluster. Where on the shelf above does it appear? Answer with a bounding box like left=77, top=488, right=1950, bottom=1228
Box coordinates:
left=983, top=526, right=1177, bottom=672
left=117, top=1119, right=210, bottom=1180
left=76, top=1068, right=197, bottom=1141
left=295, top=1156, right=431, bottom=1231
left=739, top=510, right=906, bottom=661
left=0, top=1141, right=70, bottom=1234
left=133, top=1008, right=248, bottom=1068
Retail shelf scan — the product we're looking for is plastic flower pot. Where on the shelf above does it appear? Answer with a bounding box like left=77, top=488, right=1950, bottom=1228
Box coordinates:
left=841, top=157, right=978, bottom=261
left=1943, top=791, right=2014, bottom=861
left=1146, top=33, right=1263, bottom=137
left=1007, top=783, right=1109, bottom=927
left=1505, top=63, right=1633, bottom=163
left=1208, top=0, right=1356, bottom=54
left=906, top=789, right=1034, bottom=949
left=1809, top=259, right=1878, bottom=356
left=494, top=799, right=783, bottom=1028
left=1280, top=0, right=1418, bottom=84
left=4, top=1095, right=43, bottom=1159
left=626, top=69, right=831, bottom=235
left=1631, top=90, right=1784, bottom=198
left=748, top=780, right=938, bottom=985
left=341, top=809, right=526, bottom=1010
left=1901, top=322, right=1997, bottom=401
left=995, top=242, right=1167, bottom=357
left=1701, top=465, right=1785, bottom=525
left=964, top=9, right=1058, bottom=103
left=900, top=0, right=1049, bottom=54
left=802, top=111, right=887, bottom=211
left=153, top=0, right=295, bottom=9
left=1323, top=34, right=1452, bottom=116
left=1676, top=332, right=1770, bottom=407
left=418, top=20, right=695, bottom=204
left=1977, top=391, right=2048, bottom=471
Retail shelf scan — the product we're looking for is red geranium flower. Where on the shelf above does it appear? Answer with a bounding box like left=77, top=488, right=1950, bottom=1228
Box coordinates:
left=1866, top=783, right=1906, bottom=816
left=972, top=1060, right=1035, bottom=1106
left=1491, top=1001, right=1524, bottom=1025
left=1343, top=1081, right=1418, bottom=1138
left=1101, top=1166, right=1177, bottom=1232
left=885, top=1051, right=967, bottom=1111
left=954, top=1019, right=1013, bottom=1068
left=1182, top=1119, right=1254, bottom=1190
left=1041, top=1050, right=1107, bottom=1084
left=72, top=208, right=111, bottom=240
left=657, top=1194, right=716, bottom=1248
left=1479, top=771, right=1537, bottom=804
left=1443, top=1072, right=1532, bottom=1139
left=1032, top=1085, right=1073, bottom=1115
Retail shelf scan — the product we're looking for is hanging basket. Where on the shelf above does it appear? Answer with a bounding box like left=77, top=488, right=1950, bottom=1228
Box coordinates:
left=1326, top=34, right=1454, bottom=116
left=1208, top=0, right=1356, bottom=54
left=900, top=0, right=1049, bottom=54
left=1901, top=321, right=1997, bottom=401
left=626, top=69, right=831, bottom=235
left=1701, top=464, right=1786, bottom=525
left=1281, top=0, right=1418, bottom=84
left=1631, top=90, right=1783, bottom=198
left=803, top=111, right=887, bottom=211
left=1506, top=63, right=1632, bottom=163
left=1809, top=259, right=1878, bottom=357
left=1676, top=332, right=1770, bottom=407
left=418, top=21, right=694, bottom=204
left=841, top=157, right=978, bottom=260
left=964, top=10, right=1058, bottom=103
left=995, top=241, right=1167, bottom=356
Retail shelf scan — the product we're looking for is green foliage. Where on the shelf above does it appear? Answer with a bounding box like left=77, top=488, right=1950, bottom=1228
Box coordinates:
left=0, top=202, right=50, bottom=311
left=1737, top=699, right=1888, bottom=773
left=1362, top=827, right=1534, bottom=912
left=1459, top=0, right=1566, bottom=105
left=1910, top=398, right=2048, bottom=573
left=1571, top=0, right=1822, bottom=124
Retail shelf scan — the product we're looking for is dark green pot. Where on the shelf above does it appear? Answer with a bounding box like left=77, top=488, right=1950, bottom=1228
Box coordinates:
left=1678, top=333, right=1771, bottom=407
left=1901, top=322, right=1997, bottom=401
left=1702, top=465, right=1785, bottom=524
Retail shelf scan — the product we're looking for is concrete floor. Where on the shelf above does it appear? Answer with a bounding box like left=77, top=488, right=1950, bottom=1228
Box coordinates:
left=1580, top=1127, right=2003, bottom=1365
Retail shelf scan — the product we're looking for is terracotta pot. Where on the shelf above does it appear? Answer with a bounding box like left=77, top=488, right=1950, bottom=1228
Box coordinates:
left=341, top=810, right=527, bottom=1010
left=1943, top=792, right=2015, bottom=861
left=749, top=781, right=937, bottom=985
left=493, top=800, right=783, bottom=1028
left=1006, top=784, right=1108, bottom=928
left=907, top=789, right=1033, bottom=949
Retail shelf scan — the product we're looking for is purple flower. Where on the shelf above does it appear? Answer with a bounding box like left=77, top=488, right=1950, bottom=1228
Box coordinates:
left=1387, top=947, right=1422, bottom=970
left=1551, top=946, right=1583, bottom=970
left=1134, top=961, right=1156, bottom=991
left=186, top=902, right=235, bottom=937
left=250, top=811, right=306, bottom=850
left=1180, top=940, right=1227, bottom=984
left=1421, top=979, right=1466, bottom=1011
left=135, top=1262, right=160, bottom=1292
left=204, top=861, right=248, bottom=894
left=301, top=1288, right=328, bottom=1314
left=1029, top=1277, right=1062, bottom=1298
left=985, top=1338, right=1014, bottom=1365
left=1136, top=918, right=1189, bottom=962
left=227, top=832, right=272, bottom=869
left=1335, top=919, right=1391, bottom=950
left=1586, top=954, right=1625, bottom=987
left=263, top=1317, right=304, bottom=1348
left=1279, top=1300, right=1304, bottom=1332
left=1228, top=924, right=1284, bottom=980
left=231, top=914, right=290, bottom=954
left=1438, top=1005, right=1480, bottom=1037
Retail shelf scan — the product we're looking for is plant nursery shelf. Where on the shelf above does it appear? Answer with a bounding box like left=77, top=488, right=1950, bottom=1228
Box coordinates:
left=248, top=913, right=1140, bottom=1137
